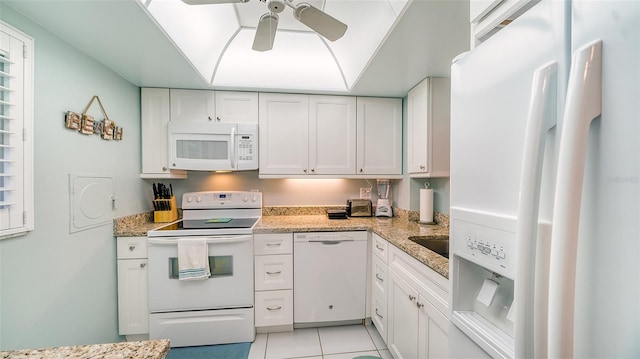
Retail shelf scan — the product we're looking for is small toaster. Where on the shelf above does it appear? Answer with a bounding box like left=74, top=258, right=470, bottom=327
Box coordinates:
left=346, top=199, right=373, bottom=217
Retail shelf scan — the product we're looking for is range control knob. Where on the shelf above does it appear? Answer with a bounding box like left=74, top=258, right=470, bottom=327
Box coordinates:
left=243, top=196, right=249, bottom=202
left=186, top=196, right=193, bottom=203
left=196, top=196, right=202, bottom=203
left=252, top=195, right=258, bottom=202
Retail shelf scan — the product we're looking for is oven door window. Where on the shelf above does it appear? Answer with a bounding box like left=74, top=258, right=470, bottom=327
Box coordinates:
left=168, top=255, right=233, bottom=279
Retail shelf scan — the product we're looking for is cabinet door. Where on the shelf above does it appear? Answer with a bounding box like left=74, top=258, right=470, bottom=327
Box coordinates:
left=407, top=79, right=430, bottom=174
left=215, top=91, right=258, bottom=124
left=259, top=93, right=309, bottom=175
left=308, top=95, right=357, bottom=175
left=418, top=295, right=449, bottom=359
left=117, top=259, right=149, bottom=335
left=388, top=269, right=419, bottom=359
left=140, top=88, right=187, bottom=179
left=408, top=78, right=451, bottom=177
left=356, top=97, right=402, bottom=175
left=170, top=89, right=215, bottom=123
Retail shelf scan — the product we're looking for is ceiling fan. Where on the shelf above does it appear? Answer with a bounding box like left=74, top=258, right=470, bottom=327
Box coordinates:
left=181, top=0, right=348, bottom=52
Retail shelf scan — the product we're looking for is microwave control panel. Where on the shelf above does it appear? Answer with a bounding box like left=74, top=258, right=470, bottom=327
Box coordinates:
left=238, top=135, right=254, bottom=161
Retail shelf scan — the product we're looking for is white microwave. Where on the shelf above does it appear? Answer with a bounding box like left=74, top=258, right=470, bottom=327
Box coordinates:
left=168, top=122, right=258, bottom=171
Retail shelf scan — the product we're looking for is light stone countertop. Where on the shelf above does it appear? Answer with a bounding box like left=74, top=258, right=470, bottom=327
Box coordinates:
left=255, top=215, right=450, bottom=278
left=0, top=339, right=170, bottom=359
left=114, top=211, right=450, bottom=279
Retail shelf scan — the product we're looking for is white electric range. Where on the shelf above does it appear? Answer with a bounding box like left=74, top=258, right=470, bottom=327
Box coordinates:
left=146, top=190, right=262, bottom=347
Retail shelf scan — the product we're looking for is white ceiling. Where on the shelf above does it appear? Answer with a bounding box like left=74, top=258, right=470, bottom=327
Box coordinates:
left=3, top=0, right=470, bottom=97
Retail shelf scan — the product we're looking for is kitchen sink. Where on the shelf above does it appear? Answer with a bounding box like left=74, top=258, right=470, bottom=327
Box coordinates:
left=408, top=235, right=449, bottom=258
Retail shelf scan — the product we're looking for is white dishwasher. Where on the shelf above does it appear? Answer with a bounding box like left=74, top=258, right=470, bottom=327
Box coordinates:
left=294, top=231, right=367, bottom=325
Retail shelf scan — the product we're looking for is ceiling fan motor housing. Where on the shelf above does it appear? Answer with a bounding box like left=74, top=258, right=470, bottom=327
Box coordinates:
left=267, top=0, right=285, bottom=13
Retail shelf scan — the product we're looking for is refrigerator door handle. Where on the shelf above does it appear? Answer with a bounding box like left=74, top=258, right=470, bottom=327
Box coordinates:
left=548, top=40, right=602, bottom=359
left=514, top=61, right=557, bottom=359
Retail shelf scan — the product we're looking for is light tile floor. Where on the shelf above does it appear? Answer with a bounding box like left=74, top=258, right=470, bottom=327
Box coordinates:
left=248, top=323, right=392, bottom=359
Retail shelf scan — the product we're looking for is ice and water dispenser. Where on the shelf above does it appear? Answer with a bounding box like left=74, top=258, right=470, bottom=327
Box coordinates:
left=450, top=212, right=517, bottom=358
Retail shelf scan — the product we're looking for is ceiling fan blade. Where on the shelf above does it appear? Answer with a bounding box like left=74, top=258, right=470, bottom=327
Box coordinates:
left=181, top=0, right=249, bottom=5
left=252, top=13, right=279, bottom=52
left=294, top=3, right=347, bottom=41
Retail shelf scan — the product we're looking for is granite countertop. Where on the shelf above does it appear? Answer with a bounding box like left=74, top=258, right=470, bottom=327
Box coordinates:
left=0, top=339, right=170, bottom=359
left=114, top=211, right=450, bottom=279
left=255, top=215, right=450, bottom=278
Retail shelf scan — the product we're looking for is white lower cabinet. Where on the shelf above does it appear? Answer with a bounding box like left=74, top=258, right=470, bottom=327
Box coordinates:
left=116, top=237, right=149, bottom=337
left=386, top=243, right=450, bottom=359
left=254, top=233, right=294, bottom=332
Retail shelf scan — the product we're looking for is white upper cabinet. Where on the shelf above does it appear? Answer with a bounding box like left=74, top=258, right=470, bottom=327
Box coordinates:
left=170, top=89, right=216, bottom=122
left=214, top=91, right=258, bottom=124
left=259, top=93, right=358, bottom=177
left=407, top=77, right=450, bottom=178
left=356, top=97, right=403, bottom=176
left=259, top=93, right=310, bottom=175
left=309, top=95, right=357, bottom=175
left=140, top=88, right=187, bottom=179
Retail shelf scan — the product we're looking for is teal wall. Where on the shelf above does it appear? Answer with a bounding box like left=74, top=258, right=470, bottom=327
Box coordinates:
left=0, top=5, right=147, bottom=350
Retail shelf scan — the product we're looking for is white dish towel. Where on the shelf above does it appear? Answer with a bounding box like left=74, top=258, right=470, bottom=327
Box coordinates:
left=177, top=238, right=211, bottom=281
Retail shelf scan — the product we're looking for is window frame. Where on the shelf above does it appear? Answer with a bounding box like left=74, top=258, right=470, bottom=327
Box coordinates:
left=0, top=21, right=34, bottom=240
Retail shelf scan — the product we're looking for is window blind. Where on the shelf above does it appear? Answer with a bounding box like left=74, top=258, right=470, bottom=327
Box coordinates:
left=0, top=23, right=32, bottom=239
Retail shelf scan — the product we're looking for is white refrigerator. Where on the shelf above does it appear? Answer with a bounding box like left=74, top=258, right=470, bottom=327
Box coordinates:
left=449, top=0, right=639, bottom=358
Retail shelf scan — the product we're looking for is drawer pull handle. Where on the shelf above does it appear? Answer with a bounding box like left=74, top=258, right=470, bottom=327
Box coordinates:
left=376, top=244, right=384, bottom=251
left=129, top=245, right=136, bottom=251
left=267, top=306, right=282, bottom=311
left=266, top=242, right=282, bottom=247
left=409, top=295, right=416, bottom=301
left=140, top=263, right=146, bottom=268
left=375, top=309, right=384, bottom=318
left=266, top=271, right=282, bottom=275
left=416, top=302, right=424, bottom=309
left=375, top=274, right=384, bottom=282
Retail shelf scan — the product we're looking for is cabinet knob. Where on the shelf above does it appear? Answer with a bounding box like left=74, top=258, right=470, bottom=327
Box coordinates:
left=140, top=263, right=146, bottom=268
left=420, top=165, right=426, bottom=170
left=311, top=168, right=315, bottom=173
left=375, top=274, right=384, bottom=282
left=208, top=116, right=213, bottom=121
left=416, top=302, right=424, bottom=309
left=266, top=271, right=282, bottom=275
left=267, top=306, right=282, bottom=311
left=303, top=169, right=308, bottom=173
left=409, top=294, right=416, bottom=301
left=162, top=167, right=168, bottom=172
left=216, top=116, right=221, bottom=122
left=129, top=245, right=136, bottom=251
left=359, top=168, right=364, bottom=173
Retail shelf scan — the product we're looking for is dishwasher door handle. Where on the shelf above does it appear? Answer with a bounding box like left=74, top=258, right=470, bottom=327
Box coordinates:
left=310, top=240, right=351, bottom=245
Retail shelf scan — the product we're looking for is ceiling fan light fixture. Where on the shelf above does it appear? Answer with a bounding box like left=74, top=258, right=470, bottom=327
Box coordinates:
left=294, top=3, right=348, bottom=41
left=252, top=12, right=279, bottom=52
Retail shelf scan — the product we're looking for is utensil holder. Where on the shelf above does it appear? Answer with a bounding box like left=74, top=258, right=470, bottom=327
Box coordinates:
left=154, top=196, right=178, bottom=223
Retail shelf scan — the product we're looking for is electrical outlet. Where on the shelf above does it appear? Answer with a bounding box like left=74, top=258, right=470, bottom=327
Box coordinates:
left=360, top=188, right=372, bottom=199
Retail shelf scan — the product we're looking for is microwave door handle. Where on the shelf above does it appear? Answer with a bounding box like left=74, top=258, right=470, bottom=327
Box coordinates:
left=230, top=126, right=236, bottom=169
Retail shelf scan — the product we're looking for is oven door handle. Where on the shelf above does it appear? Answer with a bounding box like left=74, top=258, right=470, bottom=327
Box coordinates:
left=147, top=235, right=253, bottom=246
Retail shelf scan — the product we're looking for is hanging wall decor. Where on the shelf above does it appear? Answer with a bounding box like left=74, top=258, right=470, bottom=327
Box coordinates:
left=64, top=95, right=124, bottom=141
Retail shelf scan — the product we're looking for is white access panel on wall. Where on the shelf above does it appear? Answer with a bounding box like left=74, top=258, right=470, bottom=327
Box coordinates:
left=69, top=174, right=115, bottom=233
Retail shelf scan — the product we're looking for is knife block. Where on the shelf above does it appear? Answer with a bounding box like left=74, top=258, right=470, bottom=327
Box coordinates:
left=154, top=195, right=178, bottom=223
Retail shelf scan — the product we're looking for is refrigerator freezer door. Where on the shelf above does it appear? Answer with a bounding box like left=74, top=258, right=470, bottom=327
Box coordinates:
left=449, top=0, right=570, bottom=358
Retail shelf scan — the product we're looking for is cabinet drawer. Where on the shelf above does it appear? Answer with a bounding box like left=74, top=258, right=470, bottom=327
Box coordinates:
left=254, top=233, right=293, bottom=255
left=255, top=255, right=293, bottom=291
left=372, top=254, right=388, bottom=296
left=372, top=233, right=388, bottom=263
left=117, top=237, right=148, bottom=259
left=371, top=290, right=388, bottom=344
left=255, top=290, right=293, bottom=327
